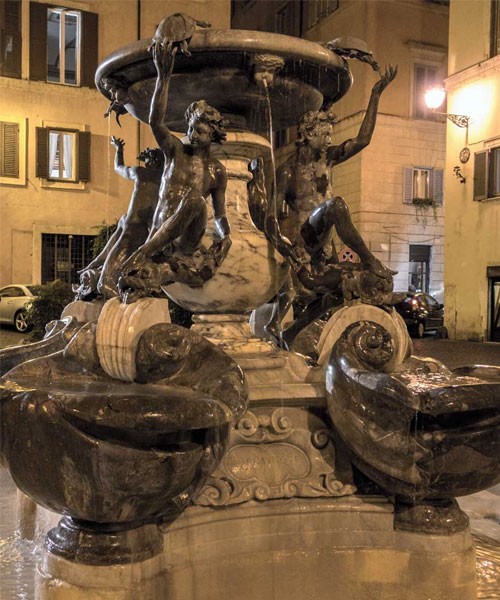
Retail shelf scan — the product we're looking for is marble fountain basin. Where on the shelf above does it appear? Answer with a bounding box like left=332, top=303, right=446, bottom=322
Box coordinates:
left=0, top=320, right=247, bottom=538
left=326, top=321, right=500, bottom=501
left=95, top=28, right=352, bottom=132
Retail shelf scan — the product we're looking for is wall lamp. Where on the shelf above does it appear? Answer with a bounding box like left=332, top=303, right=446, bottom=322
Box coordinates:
left=424, top=87, right=470, bottom=129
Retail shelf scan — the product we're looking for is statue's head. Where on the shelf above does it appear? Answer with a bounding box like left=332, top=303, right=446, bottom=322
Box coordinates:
left=137, top=147, right=164, bottom=170
left=251, top=53, right=285, bottom=88
left=185, top=100, right=227, bottom=146
left=296, top=106, right=338, bottom=150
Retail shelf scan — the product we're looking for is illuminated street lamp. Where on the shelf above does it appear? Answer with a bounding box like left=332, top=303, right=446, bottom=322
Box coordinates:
left=424, top=86, right=470, bottom=128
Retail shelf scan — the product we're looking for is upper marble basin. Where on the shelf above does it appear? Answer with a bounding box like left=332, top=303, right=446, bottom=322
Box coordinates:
left=95, top=29, right=352, bottom=131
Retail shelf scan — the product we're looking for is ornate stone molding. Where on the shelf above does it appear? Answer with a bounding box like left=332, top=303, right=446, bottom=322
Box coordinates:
left=195, top=406, right=355, bottom=506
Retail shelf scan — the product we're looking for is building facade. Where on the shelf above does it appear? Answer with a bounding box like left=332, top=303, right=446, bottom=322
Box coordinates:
left=443, top=0, right=500, bottom=342
left=232, top=0, right=449, bottom=301
left=0, top=0, right=230, bottom=287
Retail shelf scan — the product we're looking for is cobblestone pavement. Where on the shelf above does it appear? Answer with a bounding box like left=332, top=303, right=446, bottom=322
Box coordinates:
left=0, top=328, right=499, bottom=598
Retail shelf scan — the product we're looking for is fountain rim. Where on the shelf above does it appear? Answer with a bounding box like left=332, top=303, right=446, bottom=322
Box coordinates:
left=95, top=27, right=351, bottom=98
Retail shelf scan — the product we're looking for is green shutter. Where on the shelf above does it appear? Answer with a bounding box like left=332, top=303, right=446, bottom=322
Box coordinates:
left=36, top=126, right=49, bottom=178
left=78, top=131, right=91, bottom=182
left=29, top=2, right=49, bottom=81
left=80, top=10, right=98, bottom=88
left=473, top=150, right=488, bottom=201
left=0, top=121, right=19, bottom=178
left=0, top=0, right=22, bottom=78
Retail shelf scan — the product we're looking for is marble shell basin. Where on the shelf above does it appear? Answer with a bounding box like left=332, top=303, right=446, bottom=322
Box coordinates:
left=95, top=28, right=352, bottom=132
left=0, top=322, right=248, bottom=527
left=326, top=322, right=500, bottom=500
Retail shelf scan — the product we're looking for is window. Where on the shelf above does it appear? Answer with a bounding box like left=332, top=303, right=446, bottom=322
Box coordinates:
left=47, top=8, right=80, bottom=85
left=413, top=65, right=437, bottom=119
left=36, top=126, right=90, bottom=183
left=409, top=245, right=431, bottom=292
left=0, top=0, right=22, bottom=78
left=275, top=2, right=294, bottom=35
left=29, top=2, right=98, bottom=87
left=403, top=166, right=443, bottom=206
left=474, top=147, right=500, bottom=201
left=491, top=0, right=500, bottom=57
left=41, top=233, right=95, bottom=284
left=301, top=0, right=339, bottom=33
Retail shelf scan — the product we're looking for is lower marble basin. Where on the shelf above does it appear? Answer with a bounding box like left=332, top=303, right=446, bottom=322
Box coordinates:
left=326, top=321, right=500, bottom=501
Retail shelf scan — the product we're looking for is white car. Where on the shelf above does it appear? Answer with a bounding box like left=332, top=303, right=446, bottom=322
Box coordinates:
left=0, top=284, right=38, bottom=332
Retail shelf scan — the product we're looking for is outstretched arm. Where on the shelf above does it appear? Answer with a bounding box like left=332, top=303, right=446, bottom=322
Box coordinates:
left=149, top=42, right=178, bottom=156
left=110, top=136, right=135, bottom=180
left=327, top=65, right=397, bottom=165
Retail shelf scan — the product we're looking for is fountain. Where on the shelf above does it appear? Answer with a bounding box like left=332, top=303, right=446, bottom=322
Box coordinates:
left=1, top=14, right=500, bottom=600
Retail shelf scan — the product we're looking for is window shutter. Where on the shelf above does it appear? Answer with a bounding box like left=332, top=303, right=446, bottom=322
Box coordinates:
left=36, top=126, right=49, bottom=178
left=0, top=0, right=22, bottom=78
left=29, top=1, right=49, bottom=81
left=0, top=121, right=19, bottom=177
left=78, top=131, right=91, bottom=181
left=80, top=10, right=98, bottom=88
left=432, top=168, right=444, bottom=205
left=473, top=151, right=488, bottom=201
left=403, top=166, right=413, bottom=203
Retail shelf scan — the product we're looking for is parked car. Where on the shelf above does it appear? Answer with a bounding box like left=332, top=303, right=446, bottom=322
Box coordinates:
left=0, top=284, right=38, bottom=332
left=394, top=292, right=445, bottom=338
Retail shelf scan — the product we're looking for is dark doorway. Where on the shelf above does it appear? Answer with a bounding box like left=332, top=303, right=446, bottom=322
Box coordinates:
left=408, top=244, right=431, bottom=292
left=488, top=266, right=500, bottom=342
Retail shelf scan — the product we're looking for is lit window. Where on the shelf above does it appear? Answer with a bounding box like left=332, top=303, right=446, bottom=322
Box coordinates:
left=47, top=8, right=80, bottom=85
left=403, top=167, right=444, bottom=206
left=29, top=3, right=97, bottom=88
left=48, top=130, right=76, bottom=180
left=473, top=147, right=500, bottom=201
left=413, top=65, right=437, bottom=119
left=36, top=126, right=90, bottom=183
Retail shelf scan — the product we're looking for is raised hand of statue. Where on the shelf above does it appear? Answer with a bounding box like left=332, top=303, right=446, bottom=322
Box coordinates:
left=110, top=136, right=124, bottom=151
left=151, top=39, right=178, bottom=73
left=372, top=65, right=397, bottom=95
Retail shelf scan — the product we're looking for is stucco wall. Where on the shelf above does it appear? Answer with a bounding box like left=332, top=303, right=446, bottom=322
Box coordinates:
left=332, top=113, right=445, bottom=301
left=0, top=0, right=230, bottom=286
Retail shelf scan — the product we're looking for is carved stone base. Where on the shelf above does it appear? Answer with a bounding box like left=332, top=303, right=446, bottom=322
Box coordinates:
left=160, top=498, right=477, bottom=600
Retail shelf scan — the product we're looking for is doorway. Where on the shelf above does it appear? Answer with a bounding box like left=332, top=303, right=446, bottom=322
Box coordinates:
left=488, top=266, right=500, bottom=342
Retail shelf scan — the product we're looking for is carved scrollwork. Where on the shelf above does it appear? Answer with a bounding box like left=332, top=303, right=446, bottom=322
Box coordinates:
left=194, top=406, right=356, bottom=507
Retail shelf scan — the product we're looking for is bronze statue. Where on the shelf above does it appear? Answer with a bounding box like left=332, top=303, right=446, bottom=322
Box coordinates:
left=265, top=66, right=398, bottom=346
left=119, top=42, right=231, bottom=302
left=74, top=137, right=163, bottom=300
left=102, top=77, right=130, bottom=126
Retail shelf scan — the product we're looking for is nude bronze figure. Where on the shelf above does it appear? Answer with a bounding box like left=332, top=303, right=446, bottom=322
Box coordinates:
left=265, top=65, right=398, bottom=346
left=74, top=136, right=163, bottom=300
left=119, top=42, right=231, bottom=302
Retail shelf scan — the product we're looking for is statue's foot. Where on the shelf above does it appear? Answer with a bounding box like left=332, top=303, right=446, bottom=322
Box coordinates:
left=394, top=497, right=469, bottom=535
